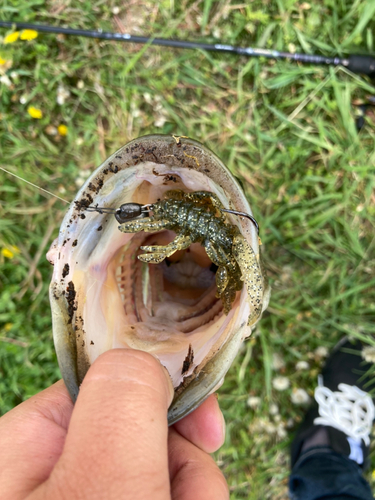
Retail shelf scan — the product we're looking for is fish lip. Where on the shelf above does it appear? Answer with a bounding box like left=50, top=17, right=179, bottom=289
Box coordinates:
left=48, top=134, right=268, bottom=425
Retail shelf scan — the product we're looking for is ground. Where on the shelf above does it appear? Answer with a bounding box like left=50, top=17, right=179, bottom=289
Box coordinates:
left=0, top=1, right=375, bottom=498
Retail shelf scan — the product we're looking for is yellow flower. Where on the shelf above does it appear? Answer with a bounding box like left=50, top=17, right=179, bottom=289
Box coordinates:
left=4, top=32, right=20, bottom=44
left=28, top=106, right=43, bottom=119
left=20, top=29, right=38, bottom=41
left=58, top=124, right=68, bottom=136
left=2, top=248, right=14, bottom=258
left=372, top=469, right=375, bottom=480
left=1, top=245, right=20, bottom=259
left=4, top=323, right=13, bottom=332
left=0, top=57, right=6, bottom=65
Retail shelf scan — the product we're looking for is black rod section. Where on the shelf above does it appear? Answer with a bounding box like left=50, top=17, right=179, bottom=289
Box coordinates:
left=0, top=21, right=374, bottom=76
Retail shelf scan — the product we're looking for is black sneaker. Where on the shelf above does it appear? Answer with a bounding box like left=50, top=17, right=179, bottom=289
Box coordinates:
left=291, top=337, right=375, bottom=470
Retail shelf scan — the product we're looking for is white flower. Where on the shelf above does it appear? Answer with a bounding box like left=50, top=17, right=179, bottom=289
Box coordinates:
left=273, top=376, right=290, bottom=391
left=262, top=420, right=276, bottom=435
left=362, top=346, right=375, bottom=364
left=0, top=74, right=12, bottom=87
left=57, top=84, right=70, bottom=105
left=296, top=360, right=310, bottom=371
left=272, top=353, right=285, bottom=371
left=143, top=92, right=152, bottom=104
left=247, top=396, right=261, bottom=409
left=276, top=423, right=287, bottom=439
left=314, top=346, right=329, bottom=359
left=76, top=137, right=84, bottom=146
left=130, top=101, right=140, bottom=118
left=154, top=115, right=167, bottom=128
left=286, top=418, right=295, bottom=428
left=45, top=125, right=57, bottom=136
left=269, top=403, right=279, bottom=415
left=20, top=95, right=28, bottom=104
left=291, top=388, right=310, bottom=405
left=249, top=417, right=287, bottom=442
left=213, top=27, right=221, bottom=39
left=77, top=80, right=84, bottom=89
left=112, top=6, right=120, bottom=14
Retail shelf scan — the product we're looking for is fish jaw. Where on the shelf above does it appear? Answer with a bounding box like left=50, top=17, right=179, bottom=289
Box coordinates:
left=48, top=134, right=270, bottom=424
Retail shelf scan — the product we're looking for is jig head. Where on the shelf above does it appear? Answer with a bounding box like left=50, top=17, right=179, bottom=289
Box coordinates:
left=85, top=203, right=154, bottom=223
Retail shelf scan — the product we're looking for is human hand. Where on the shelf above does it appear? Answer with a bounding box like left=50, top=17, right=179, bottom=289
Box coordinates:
left=0, top=349, right=228, bottom=500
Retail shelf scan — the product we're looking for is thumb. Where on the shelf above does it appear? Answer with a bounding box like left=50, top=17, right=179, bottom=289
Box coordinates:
left=33, top=349, right=174, bottom=500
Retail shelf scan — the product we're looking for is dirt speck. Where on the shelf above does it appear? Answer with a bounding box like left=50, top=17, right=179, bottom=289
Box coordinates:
left=62, top=263, right=70, bottom=278
left=65, top=281, right=77, bottom=324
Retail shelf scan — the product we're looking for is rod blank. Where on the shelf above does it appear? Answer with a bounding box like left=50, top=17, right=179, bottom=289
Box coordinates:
left=0, top=20, right=374, bottom=76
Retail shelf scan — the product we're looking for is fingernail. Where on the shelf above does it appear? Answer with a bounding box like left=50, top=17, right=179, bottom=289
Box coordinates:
left=220, top=410, right=226, bottom=444
left=161, top=364, right=175, bottom=405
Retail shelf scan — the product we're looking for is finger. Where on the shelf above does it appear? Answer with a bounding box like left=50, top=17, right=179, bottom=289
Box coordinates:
left=0, top=381, right=73, bottom=500
left=37, top=349, right=174, bottom=500
left=173, top=394, right=225, bottom=453
left=168, top=428, right=229, bottom=500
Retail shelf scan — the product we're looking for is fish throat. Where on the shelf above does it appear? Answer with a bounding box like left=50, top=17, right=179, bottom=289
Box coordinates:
left=116, top=231, right=223, bottom=333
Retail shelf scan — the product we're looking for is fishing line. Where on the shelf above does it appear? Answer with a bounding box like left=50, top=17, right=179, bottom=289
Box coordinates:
left=0, top=166, right=70, bottom=204
left=0, top=21, right=374, bottom=77
left=0, top=164, right=261, bottom=232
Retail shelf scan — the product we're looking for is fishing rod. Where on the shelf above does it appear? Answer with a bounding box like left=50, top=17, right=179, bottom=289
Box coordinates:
left=1, top=20, right=375, bottom=77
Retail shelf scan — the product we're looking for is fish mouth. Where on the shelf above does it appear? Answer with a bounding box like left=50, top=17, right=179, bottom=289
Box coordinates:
left=116, top=232, right=222, bottom=334
left=48, top=134, right=270, bottom=424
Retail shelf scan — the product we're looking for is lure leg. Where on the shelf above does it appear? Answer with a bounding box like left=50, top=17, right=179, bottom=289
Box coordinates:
left=205, top=240, right=236, bottom=310
left=118, top=217, right=174, bottom=233
left=138, top=234, right=193, bottom=264
left=215, top=266, right=229, bottom=295
left=205, top=240, right=237, bottom=274
left=232, top=234, right=263, bottom=326
left=222, top=286, right=237, bottom=314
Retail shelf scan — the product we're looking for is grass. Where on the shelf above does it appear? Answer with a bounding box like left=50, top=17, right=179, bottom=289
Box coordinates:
left=0, top=0, right=375, bottom=498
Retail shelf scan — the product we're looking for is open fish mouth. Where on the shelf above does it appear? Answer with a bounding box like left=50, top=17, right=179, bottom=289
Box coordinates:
left=47, top=134, right=270, bottom=424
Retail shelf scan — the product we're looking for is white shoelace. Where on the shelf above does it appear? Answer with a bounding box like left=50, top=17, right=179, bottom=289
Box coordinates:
left=314, top=382, right=374, bottom=446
